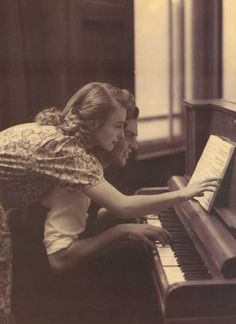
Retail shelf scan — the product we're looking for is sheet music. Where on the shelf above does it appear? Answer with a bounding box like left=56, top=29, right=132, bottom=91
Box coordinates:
left=189, top=135, right=235, bottom=211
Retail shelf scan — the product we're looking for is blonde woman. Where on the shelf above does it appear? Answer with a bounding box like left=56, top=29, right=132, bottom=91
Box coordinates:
left=0, top=82, right=217, bottom=322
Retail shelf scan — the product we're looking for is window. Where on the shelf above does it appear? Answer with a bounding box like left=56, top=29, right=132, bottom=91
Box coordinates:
left=223, top=0, right=236, bottom=101
left=134, top=0, right=185, bottom=159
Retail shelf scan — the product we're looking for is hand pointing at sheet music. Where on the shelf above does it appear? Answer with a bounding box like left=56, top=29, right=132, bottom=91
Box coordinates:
left=178, top=177, right=220, bottom=201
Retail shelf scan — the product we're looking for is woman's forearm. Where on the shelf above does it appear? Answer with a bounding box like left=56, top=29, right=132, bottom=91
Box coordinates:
left=84, top=178, right=218, bottom=219
left=85, top=181, right=181, bottom=219
left=120, top=190, right=182, bottom=219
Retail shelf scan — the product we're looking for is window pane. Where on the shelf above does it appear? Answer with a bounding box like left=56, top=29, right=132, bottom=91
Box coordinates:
left=172, top=0, right=183, bottom=114
left=134, top=0, right=169, bottom=117
left=173, top=116, right=182, bottom=137
left=138, top=116, right=182, bottom=142
left=135, top=0, right=184, bottom=148
left=223, top=0, right=236, bottom=101
left=138, top=119, right=169, bottom=141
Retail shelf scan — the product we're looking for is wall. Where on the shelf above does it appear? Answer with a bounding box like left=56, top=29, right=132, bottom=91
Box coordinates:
left=106, top=151, right=185, bottom=194
left=0, top=0, right=134, bottom=129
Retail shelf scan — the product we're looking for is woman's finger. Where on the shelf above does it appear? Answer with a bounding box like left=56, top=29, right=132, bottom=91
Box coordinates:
left=203, top=177, right=221, bottom=182
left=202, top=186, right=217, bottom=192
left=204, top=181, right=219, bottom=187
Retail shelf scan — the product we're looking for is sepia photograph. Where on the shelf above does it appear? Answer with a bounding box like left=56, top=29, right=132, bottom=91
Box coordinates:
left=0, top=1, right=236, bottom=323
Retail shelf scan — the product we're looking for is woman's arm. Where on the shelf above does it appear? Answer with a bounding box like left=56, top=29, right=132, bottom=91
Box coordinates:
left=83, top=178, right=218, bottom=219
left=48, top=222, right=171, bottom=273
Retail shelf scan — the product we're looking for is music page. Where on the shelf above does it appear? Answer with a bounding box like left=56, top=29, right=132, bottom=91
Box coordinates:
left=189, top=135, right=235, bottom=212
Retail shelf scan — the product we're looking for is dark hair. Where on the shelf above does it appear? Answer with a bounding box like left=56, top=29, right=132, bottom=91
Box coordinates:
left=35, top=82, right=136, bottom=145
left=127, top=106, right=139, bottom=120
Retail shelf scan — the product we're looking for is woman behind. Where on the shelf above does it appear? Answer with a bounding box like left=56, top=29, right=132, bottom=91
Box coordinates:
left=0, top=82, right=217, bottom=322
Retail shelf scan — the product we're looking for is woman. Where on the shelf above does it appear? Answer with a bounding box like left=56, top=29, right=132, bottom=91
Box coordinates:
left=0, top=82, right=217, bottom=322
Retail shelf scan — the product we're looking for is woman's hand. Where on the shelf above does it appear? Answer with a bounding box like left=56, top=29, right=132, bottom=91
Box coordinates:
left=178, top=177, right=220, bottom=201
left=116, top=223, right=172, bottom=250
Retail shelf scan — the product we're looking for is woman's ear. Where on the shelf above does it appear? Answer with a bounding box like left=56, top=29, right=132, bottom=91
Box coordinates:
left=93, top=119, right=103, bottom=130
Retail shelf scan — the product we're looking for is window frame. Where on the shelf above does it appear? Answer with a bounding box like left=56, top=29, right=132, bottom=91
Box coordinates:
left=134, top=0, right=185, bottom=160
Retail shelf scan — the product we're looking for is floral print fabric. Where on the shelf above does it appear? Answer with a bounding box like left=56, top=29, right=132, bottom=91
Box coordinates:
left=0, top=206, right=13, bottom=324
left=0, top=122, right=104, bottom=321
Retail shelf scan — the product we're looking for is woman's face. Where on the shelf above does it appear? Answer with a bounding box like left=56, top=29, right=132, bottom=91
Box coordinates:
left=93, top=105, right=127, bottom=151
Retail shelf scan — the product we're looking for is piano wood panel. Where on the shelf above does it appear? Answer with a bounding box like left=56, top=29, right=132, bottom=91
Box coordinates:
left=137, top=99, right=236, bottom=323
left=185, top=99, right=236, bottom=227
left=137, top=182, right=236, bottom=322
left=185, top=100, right=236, bottom=172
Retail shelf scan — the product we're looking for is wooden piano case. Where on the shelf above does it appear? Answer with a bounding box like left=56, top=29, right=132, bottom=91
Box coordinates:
left=138, top=100, right=236, bottom=324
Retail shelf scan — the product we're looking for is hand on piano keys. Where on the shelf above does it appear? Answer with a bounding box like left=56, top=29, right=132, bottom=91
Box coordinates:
left=116, top=223, right=172, bottom=250
left=144, top=212, right=211, bottom=285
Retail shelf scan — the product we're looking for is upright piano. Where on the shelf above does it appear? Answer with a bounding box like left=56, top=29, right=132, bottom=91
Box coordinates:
left=139, top=99, right=236, bottom=324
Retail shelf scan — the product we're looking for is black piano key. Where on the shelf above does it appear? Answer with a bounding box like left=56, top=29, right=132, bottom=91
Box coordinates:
left=156, top=210, right=212, bottom=280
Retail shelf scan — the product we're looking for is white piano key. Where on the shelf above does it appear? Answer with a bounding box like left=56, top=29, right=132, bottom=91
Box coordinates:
left=164, top=266, right=185, bottom=284
left=145, top=214, right=159, bottom=219
left=147, top=218, right=162, bottom=227
left=156, top=245, right=174, bottom=255
left=147, top=213, right=185, bottom=283
left=159, top=255, right=179, bottom=266
left=155, top=244, right=179, bottom=267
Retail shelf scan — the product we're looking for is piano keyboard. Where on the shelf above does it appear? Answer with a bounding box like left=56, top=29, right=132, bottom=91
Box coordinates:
left=146, top=209, right=212, bottom=285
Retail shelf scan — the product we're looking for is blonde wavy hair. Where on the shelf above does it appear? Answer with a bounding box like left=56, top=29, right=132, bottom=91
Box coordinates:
left=35, top=82, right=135, bottom=146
